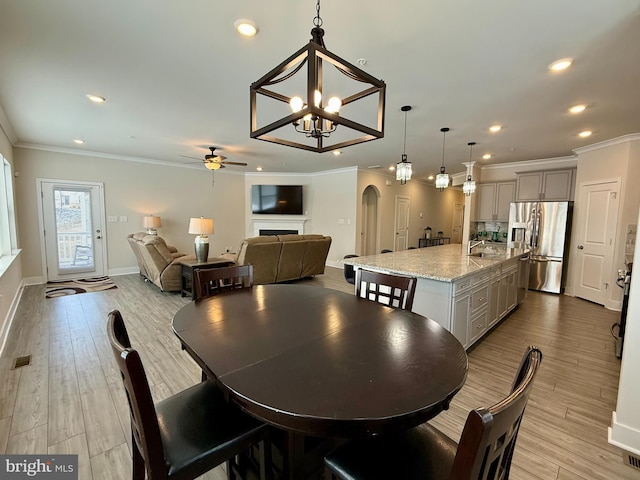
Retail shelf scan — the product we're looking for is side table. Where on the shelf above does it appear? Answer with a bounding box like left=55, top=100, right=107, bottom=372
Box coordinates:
left=180, top=257, right=236, bottom=299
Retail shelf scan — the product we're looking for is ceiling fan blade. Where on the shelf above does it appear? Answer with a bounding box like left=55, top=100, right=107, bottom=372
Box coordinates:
left=221, top=161, right=248, bottom=166
left=179, top=154, right=203, bottom=160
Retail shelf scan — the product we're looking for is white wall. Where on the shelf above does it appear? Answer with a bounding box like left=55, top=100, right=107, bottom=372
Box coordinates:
left=0, top=124, right=22, bottom=352
left=244, top=168, right=358, bottom=268
left=565, top=135, right=640, bottom=308
left=13, top=147, right=247, bottom=280
left=610, top=204, right=640, bottom=456
left=356, top=170, right=465, bottom=253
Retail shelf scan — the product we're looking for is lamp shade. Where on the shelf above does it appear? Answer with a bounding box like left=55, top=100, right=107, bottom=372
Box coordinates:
left=188, top=217, right=214, bottom=235
left=143, top=215, right=161, bottom=228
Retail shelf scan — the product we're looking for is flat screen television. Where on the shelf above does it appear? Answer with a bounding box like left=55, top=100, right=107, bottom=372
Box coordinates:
left=251, top=185, right=303, bottom=215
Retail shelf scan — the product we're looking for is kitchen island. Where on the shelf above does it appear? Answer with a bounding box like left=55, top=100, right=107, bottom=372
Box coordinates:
left=344, top=244, right=529, bottom=349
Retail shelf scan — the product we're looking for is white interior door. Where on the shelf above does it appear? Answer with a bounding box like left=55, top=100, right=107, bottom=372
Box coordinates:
left=452, top=203, right=464, bottom=244
left=394, top=196, right=410, bottom=251
left=39, top=180, right=107, bottom=281
left=573, top=180, right=620, bottom=305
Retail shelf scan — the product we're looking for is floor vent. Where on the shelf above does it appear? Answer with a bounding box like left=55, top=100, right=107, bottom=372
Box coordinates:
left=12, top=355, right=31, bottom=369
left=625, top=452, right=640, bottom=471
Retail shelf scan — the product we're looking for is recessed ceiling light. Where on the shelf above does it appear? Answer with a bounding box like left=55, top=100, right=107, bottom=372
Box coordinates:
left=234, top=19, right=258, bottom=37
left=388, top=166, right=395, bottom=171
left=73, top=139, right=85, bottom=144
left=256, top=166, right=263, bottom=171
left=482, top=153, right=492, bottom=160
left=578, top=130, right=592, bottom=138
left=427, top=175, right=434, bottom=181
left=489, top=125, right=502, bottom=133
left=86, top=94, right=105, bottom=103
left=332, top=150, right=341, bottom=156
left=569, top=104, right=587, bottom=114
left=549, top=58, right=573, bottom=71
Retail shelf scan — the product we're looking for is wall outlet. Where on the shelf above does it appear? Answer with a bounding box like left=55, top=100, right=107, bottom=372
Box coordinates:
left=119, top=216, right=128, bottom=222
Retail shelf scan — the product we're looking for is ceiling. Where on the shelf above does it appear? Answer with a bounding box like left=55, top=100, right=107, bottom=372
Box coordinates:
left=0, top=1, right=639, bottom=181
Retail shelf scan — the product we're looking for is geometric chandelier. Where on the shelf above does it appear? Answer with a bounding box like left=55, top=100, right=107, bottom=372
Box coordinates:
left=250, top=0, right=386, bottom=153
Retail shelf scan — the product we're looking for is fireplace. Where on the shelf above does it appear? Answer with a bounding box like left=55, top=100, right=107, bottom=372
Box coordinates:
left=253, top=219, right=306, bottom=237
left=260, top=229, right=299, bottom=236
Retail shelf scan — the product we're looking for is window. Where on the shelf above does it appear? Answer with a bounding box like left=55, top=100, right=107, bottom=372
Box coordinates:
left=0, top=154, right=17, bottom=257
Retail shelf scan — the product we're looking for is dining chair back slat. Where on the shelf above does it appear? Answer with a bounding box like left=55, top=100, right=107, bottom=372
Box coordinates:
left=194, top=264, right=254, bottom=300
left=355, top=268, right=417, bottom=311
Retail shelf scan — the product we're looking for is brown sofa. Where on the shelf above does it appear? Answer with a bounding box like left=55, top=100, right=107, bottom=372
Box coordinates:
left=127, top=233, right=192, bottom=292
left=223, top=234, right=332, bottom=285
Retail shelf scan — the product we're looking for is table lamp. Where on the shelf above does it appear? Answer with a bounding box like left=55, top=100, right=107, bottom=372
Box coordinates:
left=188, top=217, right=214, bottom=263
left=143, top=215, right=161, bottom=235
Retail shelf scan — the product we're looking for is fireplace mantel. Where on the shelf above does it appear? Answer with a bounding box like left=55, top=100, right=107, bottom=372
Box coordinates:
left=252, top=217, right=308, bottom=237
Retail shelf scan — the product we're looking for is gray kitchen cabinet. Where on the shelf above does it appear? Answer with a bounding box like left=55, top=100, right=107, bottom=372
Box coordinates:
left=476, top=182, right=516, bottom=221
left=515, top=169, right=574, bottom=202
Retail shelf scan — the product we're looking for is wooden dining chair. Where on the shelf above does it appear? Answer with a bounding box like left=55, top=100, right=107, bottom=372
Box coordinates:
left=355, top=268, right=417, bottom=311
left=107, top=309, right=273, bottom=480
left=324, top=345, right=543, bottom=480
left=194, top=264, right=254, bottom=300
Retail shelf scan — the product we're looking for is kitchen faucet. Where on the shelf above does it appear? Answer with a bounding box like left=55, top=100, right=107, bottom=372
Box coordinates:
left=467, top=239, right=485, bottom=255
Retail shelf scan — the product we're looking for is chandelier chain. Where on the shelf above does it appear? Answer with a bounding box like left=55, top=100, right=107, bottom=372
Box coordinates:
left=314, top=0, right=323, bottom=27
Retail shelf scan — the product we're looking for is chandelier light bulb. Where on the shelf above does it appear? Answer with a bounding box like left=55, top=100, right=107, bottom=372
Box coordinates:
left=314, top=90, right=322, bottom=107
left=290, top=96, right=304, bottom=112
left=328, top=96, right=342, bottom=112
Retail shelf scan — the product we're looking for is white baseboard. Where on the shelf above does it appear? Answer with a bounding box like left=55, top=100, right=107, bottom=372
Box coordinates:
left=108, top=267, right=139, bottom=276
left=609, top=411, right=640, bottom=456
left=326, top=260, right=341, bottom=269
left=0, top=279, right=25, bottom=357
left=23, top=275, right=45, bottom=286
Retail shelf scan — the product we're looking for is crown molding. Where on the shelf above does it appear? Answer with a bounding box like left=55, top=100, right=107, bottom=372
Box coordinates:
left=572, top=133, right=640, bottom=155
left=479, top=155, right=577, bottom=171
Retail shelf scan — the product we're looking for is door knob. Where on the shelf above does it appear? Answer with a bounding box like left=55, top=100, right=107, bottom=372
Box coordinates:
left=577, top=245, right=584, bottom=249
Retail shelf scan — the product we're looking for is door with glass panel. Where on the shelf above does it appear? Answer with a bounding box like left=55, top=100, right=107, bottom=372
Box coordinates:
left=40, top=180, right=106, bottom=281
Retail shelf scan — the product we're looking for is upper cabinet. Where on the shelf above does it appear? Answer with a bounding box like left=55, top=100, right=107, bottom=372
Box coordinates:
left=515, top=169, right=575, bottom=202
left=476, top=182, right=515, bottom=222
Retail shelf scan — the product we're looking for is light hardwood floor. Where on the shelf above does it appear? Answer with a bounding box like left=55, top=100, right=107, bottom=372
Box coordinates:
left=0, top=267, right=638, bottom=480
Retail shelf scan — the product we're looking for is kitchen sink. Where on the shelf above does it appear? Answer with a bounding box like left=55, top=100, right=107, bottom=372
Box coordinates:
left=468, top=252, right=505, bottom=258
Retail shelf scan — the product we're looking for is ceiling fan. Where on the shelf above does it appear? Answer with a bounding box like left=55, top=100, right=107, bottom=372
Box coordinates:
left=181, top=147, right=248, bottom=170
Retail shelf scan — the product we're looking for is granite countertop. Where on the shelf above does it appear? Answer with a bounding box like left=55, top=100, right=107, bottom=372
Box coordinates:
left=344, top=244, right=529, bottom=282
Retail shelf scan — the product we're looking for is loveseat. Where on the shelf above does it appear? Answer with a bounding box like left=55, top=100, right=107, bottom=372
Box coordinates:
left=127, top=233, right=192, bottom=292
left=222, top=234, right=332, bottom=285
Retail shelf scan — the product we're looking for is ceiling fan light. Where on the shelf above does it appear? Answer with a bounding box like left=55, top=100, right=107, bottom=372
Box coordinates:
left=205, top=162, right=221, bottom=170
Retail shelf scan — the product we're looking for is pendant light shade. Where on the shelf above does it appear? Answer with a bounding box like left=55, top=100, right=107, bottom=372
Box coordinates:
left=396, top=105, right=412, bottom=184
left=463, top=141, right=477, bottom=196
left=435, top=127, right=450, bottom=191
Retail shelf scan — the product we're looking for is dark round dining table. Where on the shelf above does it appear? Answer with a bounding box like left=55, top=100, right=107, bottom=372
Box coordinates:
left=172, top=284, right=468, bottom=478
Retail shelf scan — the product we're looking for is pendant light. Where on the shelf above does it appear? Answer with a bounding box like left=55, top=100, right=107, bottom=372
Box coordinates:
left=249, top=0, right=386, bottom=153
left=463, top=142, right=477, bottom=196
left=435, top=127, right=450, bottom=191
left=396, top=105, right=412, bottom=184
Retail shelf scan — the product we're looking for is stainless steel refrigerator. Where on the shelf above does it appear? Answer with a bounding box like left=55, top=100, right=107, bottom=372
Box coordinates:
left=508, top=201, right=573, bottom=294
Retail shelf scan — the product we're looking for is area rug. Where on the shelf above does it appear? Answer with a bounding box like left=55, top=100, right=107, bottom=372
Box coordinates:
left=45, top=276, right=118, bottom=298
